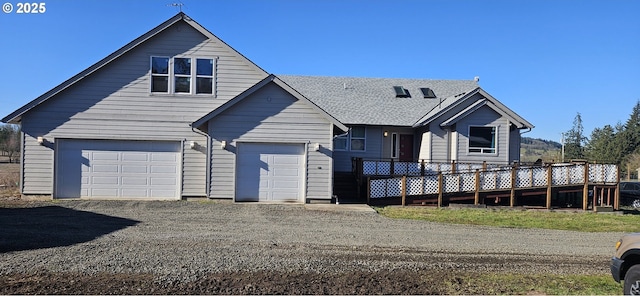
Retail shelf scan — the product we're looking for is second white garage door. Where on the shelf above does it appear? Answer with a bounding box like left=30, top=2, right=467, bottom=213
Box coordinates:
left=236, top=143, right=305, bottom=202
left=55, top=139, right=181, bottom=199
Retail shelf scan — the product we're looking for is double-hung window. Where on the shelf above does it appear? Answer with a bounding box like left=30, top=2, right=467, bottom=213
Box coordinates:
left=333, top=126, right=366, bottom=151
left=151, top=57, right=169, bottom=92
left=350, top=126, right=365, bottom=151
left=173, top=58, right=191, bottom=93
left=196, top=58, right=214, bottom=94
left=150, top=56, right=214, bottom=95
left=468, top=126, right=496, bottom=154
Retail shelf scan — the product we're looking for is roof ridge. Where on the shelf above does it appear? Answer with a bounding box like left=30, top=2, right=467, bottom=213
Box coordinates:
left=277, top=74, right=476, bottom=82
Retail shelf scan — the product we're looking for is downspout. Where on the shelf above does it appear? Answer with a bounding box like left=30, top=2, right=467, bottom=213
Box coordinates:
left=517, top=127, right=532, bottom=164
left=190, top=123, right=211, bottom=198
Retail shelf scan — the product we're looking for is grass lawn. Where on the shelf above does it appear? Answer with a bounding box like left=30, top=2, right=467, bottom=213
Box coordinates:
left=375, top=206, right=640, bottom=232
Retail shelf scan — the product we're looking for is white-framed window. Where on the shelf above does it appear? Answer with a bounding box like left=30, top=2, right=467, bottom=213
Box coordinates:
left=333, top=126, right=366, bottom=151
left=150, top=56, right=215, bottom=95
left=151, top=56, right=169, bottom=93
left=468, top=126, right=496, bottom=154
left=196, top=58, right=214, bottom=94
left=173, top=57, right=191, bottom=93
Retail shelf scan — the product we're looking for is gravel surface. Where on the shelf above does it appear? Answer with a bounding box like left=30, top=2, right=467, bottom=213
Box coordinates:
left=0, top=200, right=625, bottom=294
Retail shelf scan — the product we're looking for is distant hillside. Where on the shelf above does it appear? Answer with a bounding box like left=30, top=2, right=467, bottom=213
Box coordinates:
left=520, top=137, right=562, bottom=163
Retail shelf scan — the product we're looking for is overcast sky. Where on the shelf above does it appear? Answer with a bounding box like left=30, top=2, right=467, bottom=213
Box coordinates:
left=1, top=0, right=638, bottom=142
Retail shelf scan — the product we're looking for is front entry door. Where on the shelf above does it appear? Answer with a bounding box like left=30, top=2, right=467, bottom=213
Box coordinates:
left=399, top=135, right=414, bottom=162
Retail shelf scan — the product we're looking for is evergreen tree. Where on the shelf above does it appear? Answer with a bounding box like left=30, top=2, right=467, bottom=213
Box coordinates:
left=623, top=101, right=640, bottom=156
left=564, top=113, right=587, bottom=160
left=586, top=125, right=616, bottom=163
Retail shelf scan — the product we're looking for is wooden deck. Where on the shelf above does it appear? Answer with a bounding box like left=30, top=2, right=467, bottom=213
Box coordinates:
left=354, top=159, right=619, bottom=210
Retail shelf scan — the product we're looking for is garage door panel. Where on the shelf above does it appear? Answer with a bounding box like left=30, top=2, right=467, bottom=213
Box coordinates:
left=273, top=168, right=299, bottom=177
left=122, top=165, right=148, bottom=173
left=56, top=140, right=181, bottom=199
left=92, top=152, right=119, bottom=161
left=272, top=155, right=299, bottom=165
left=151, top=190, right=178, bottom=198
left=151, top=165, right=177, bottom=174
left=122, top=189, right=149, bottom=197
left=271, top=190, right=299, bottom=201
left=151, top=177, right=177, bottom=185
left=273, top=180, right=299, bottom=189
left=93, top=165, right=119, bottom=173
left=91, top=188, right=119, bottom=197
left=92, top=176, right=119, bottom=185
left=122, top=177, right=148, bottom=185
left=152, top=153, right=178, bottom=162
left=122, top=153, right=148, bottom=161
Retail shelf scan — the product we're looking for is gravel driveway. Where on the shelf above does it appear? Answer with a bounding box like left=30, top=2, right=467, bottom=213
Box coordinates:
left=0, top=200, right=624, bottom=294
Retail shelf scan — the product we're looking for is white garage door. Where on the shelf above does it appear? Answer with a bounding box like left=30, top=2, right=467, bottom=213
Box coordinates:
left=55, top=139, right=181, bottom=199
left=236, top=143, right=305, bottom=202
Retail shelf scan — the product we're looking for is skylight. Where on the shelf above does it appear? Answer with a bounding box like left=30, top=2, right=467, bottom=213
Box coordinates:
left=420, top=88, right=436, bottom=98
left=393, top=86, right=410, bottom=98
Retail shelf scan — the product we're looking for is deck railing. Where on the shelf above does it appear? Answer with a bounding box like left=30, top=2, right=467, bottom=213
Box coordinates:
left=364, top=161, right=619, bottom=210
left=356, top=159, right=504, bottom=177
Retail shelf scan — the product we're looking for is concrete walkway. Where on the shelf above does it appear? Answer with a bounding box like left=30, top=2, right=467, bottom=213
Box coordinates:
left=304, top=203, right=377, bottom=212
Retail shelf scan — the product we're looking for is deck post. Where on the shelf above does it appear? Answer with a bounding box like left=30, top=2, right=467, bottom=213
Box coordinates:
left=482, top=161, right=487, bottom=171
left=390, top=158, right=395, bottom=176
left=437, top=172, right=443, bottom=208
left=451, top=160, right=456, bottom=174
left=474, top=169, right=480, bottom=205
left=401, top=175, right=406, bottom=206
left=615, top=166, right=621, bottom=210
left=583, top=163, right=589, bottom=211
left=546, top=165, right=552, bottom=209
left=420, top=159, right=425, bottom=176
left=510, top=165, right=516, bottom=207
left=366, top=176, right=371, bottom=205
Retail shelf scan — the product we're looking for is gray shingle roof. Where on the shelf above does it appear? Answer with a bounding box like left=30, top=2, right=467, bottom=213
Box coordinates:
left=277, top=75, right=479, bottom=126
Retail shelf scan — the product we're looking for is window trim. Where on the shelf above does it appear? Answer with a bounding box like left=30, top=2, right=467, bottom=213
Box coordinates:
left=333, top=126, right=367, bottom=152
left=173, top=57, right=192, bottom=94
left=350, top=126, right=366, bottom=152
left=195, top=58, right=214, bottom=95
left=334, top=134, right=347, bottom=151
left=150, top=56, right=170, bottom=93
left=150, top=56, right=216, bottom=96
left=468, top=125, right=497, bottom=154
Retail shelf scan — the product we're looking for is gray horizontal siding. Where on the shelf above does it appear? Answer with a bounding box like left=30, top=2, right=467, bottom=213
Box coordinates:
left=455, top=105, right=510, bottom=164
left=19, top=19, right=267, bottom=197
left=207, top=83, right=334, bottom=201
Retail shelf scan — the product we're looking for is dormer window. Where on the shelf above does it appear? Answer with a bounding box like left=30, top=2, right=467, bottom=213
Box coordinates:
left=151, top=56, right=215, bottom=95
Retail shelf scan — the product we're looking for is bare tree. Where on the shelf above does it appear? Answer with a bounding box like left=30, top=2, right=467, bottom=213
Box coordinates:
left=0, top=124, right=20, bottom=163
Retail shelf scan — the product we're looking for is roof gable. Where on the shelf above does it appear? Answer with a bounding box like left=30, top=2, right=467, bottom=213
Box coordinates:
left=414, top=88, right=534, bottom=129
left=2, top=12, right=267, bottom=124
left=193, top=74, right=347, bottom=132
